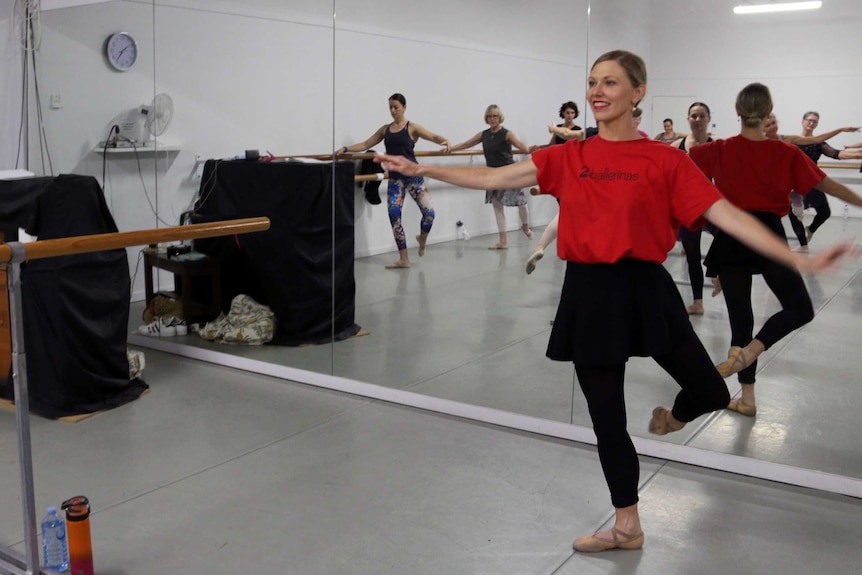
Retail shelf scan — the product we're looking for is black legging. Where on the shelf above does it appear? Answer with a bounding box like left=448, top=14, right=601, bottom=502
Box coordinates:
left=680, top=228, right=704, bottom=300
left=788, top=189, right=831, bottom=246
left=575, top=320, right=729, bottom=508
left=718, top=263, right=814, bottom=384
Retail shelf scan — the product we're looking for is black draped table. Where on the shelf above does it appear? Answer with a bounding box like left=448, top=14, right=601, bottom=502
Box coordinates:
left=193, top=160, right=360, bottom=345
left=0, top=174, right=147, bottom=418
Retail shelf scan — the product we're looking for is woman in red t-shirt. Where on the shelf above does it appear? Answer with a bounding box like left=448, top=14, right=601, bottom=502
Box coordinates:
left=690, top=83, right=862, bottom=417
left=377, top=51, right=851, bottom=554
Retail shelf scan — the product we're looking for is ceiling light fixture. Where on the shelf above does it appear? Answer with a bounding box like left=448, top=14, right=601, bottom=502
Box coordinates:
left=734, top=1, right=822, bottom=15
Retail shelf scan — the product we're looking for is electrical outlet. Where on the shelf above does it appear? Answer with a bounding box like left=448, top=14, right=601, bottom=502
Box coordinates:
left=50, top=94, right=62, bottom=109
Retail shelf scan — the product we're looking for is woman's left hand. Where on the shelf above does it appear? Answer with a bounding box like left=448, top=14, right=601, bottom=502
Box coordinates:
left=375, top=153, right=420, bottom=176
left=795, top=241, right=858, bottom=274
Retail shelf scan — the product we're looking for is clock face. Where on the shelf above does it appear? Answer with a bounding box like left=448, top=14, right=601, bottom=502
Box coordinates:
left=106, top=32, right=137, bottom=71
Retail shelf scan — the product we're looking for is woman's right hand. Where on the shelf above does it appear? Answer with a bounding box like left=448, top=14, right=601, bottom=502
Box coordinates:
left=334, top=146, right=349, bottom=157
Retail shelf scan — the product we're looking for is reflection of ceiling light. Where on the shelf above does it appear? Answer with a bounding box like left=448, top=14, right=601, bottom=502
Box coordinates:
left=734, top=1, right=822, bottom=14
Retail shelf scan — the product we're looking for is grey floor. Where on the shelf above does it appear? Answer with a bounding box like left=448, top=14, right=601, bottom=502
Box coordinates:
left=4, top=214, right=862, bottom=574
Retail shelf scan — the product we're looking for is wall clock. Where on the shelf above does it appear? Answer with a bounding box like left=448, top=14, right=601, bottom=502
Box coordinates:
left=106, top=32, right=137, bottom=72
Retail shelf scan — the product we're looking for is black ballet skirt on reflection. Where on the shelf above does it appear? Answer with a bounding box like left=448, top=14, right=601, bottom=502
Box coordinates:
left=703, top=211, right=786, bottom=276
left=547, top=259, right=690, bottom=366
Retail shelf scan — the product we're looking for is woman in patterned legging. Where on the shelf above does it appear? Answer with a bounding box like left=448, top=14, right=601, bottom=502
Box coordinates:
left=337, top=93, right=450, bottom=268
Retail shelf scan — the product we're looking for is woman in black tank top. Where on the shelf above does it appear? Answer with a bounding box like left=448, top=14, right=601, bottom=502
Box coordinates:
left=337, top=93, right=451, bottom=268
left=672, top=102, right=717, bottom=315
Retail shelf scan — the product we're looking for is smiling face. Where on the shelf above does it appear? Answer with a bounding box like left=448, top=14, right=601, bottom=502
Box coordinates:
left=663, top=120, right=673, bottom=134
left=587, top=59, right=645, bottom=130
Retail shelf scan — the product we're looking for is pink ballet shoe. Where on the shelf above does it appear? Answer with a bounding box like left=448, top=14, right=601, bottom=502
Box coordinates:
left=573, top=527, right=644, bottom=553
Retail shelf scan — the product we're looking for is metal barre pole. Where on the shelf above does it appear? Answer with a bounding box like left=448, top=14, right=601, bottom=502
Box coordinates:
left=0, top=217, right=269, bottom=575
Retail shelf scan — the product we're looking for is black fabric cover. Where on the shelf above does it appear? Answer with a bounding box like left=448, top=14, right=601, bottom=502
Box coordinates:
left=358, top=150, right=383, bottom=205
left=192, top=160, right=360, bottom=345
left=0, top=174, right=147, bottom=418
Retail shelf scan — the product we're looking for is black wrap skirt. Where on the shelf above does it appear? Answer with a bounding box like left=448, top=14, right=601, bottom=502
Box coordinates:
left=547, top=259, right=691, bottom=365
left=703, top=211, right=785, bottom=276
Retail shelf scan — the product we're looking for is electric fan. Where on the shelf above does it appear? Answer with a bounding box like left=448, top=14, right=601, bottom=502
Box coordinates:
left=113, top=93, right=173, bottom=146
left=142, top=92, right=174, bottom=139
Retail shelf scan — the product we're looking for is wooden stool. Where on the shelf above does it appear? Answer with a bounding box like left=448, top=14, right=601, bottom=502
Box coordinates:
left=143, top=249, right=223, bottom=323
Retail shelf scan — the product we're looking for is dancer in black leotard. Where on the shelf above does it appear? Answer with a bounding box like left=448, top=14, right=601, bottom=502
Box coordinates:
left=337, top=93, right=450, bottom=268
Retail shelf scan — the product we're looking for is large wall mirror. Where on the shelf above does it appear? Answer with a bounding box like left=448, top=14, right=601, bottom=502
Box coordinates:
left=330, top=0, right=590, bottom=423
left=24, top=0, right=862, bottom=496
left=28, top=0, right=338, bottom=377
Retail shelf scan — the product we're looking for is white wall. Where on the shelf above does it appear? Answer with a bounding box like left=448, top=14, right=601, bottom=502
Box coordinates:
left=1, top=0, right=25, bottom=170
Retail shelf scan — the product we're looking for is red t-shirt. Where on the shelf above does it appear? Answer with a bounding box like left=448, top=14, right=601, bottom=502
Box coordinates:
left=532, top=137, right=722, bottom=264
left=689, top=135, right=825, bottom=216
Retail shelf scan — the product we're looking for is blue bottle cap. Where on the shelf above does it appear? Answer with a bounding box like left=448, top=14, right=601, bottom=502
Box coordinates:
left=47, top=506, right=57, bottom=514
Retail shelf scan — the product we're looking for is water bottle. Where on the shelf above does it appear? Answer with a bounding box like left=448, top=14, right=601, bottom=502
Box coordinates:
left=62, top=496, right=94, bottom=575
left=456, top=220, right=471, bottom=240
left=41, top=506, right=70, bottom=572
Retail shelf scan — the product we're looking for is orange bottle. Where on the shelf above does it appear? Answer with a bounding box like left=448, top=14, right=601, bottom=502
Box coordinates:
left=61, top=496, right=94, bottom=575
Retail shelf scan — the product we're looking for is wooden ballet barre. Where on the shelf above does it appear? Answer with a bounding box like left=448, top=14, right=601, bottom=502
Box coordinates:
left=818, top=162, right=862, bottom=170
left=0, top=217, right=270, bottom=263
left=273, top=149, right=532, bottom=162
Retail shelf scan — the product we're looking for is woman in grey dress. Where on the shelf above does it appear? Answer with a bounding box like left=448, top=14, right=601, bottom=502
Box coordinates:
left=450, top=105, right=532, bottom=249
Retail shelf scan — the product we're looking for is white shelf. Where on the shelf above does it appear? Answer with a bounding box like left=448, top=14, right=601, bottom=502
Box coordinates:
left=95, top=144, right=181, bottom=154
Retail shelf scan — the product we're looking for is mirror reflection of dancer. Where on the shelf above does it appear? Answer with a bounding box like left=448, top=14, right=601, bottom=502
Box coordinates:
left=631, top=107, right=649, bottom=138
left=690, top=85, right=862, bottom=417
left=762, top=113, right=857, bottom=249
left=672, top=102, right=718, bottom=315
left=378, top=51, right=852, bottom=554
left=529, top=101, right=582, bottom=152
left=784, top=112, right=862, bottom=249
left=449, top=105, right=532, bottom=249
left=525, top=115, right=592, bottom=274
left=336, top=93, right=450, bottom=268
left=654, top=118, right=679, bottom=143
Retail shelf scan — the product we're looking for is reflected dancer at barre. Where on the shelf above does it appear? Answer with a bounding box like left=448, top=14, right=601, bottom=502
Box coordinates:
left=525, top=112, right=593, bottom=274
left=378, top=50, right=853, bottom=554
left=690, top=84, right=862, bottom=417
left=785, top=112, right=862, bottom=250
left=672, top=102, right=716, bottom=315
left=449, top=104, right=533, bottom=249
left=337, top=93, right=450, bottom=268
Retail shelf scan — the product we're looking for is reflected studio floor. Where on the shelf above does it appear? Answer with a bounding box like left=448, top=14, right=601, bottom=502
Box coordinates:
left=0, top=214, right=840, bottom=572
left=133, top=214, right=862, bottom=480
